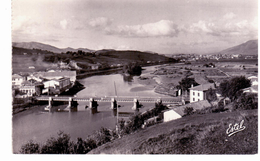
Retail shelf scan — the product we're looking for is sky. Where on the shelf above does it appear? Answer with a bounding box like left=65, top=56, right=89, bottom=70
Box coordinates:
left=12, top=0, right=258, bottom=54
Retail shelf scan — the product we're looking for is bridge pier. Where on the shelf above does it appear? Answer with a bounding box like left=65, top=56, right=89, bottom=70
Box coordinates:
left=64, top=97, right=78, bottom=112
left=111, top=98, right=117, bottom=109
left=89, top=98, right=98, bottom=114
left=132, top=98, right=140, bottom=110
left=44, top=97, right=53, bottom=112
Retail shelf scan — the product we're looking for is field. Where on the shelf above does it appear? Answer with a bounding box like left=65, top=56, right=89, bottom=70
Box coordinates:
left=89, top=109, right=258, bottom=154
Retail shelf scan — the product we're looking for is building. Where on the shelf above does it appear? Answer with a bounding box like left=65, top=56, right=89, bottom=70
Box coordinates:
left=12, top=74, right=26, bottom=86
left=19, top=81, right=44, bottom=96
left=34, top=70, right=77, bottom=84
left=189, top=83, right=215, bottom=103
left=163, top=109, right=183, bottom=122
left=163, top=100, right=211, bottom=122
left=27, top=74, right=44, bottom=82
left=242, top=76, right=258, bottom=94
left=248, top=76, right=258, bottom=86
left=42, top=77, right=71, bottom=95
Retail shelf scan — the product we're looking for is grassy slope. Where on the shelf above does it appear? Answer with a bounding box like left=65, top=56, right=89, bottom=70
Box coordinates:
left=89, top=109, right=258, bottom=154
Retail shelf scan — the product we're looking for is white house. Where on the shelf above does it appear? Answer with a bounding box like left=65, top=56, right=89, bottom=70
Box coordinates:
left=19, top=81, right=43, bottom=96
left=12, top=74, right=26, bottom=86
left=241, top=76, right=258, bottom=94
left=163, top=109, right=182, bottom=122
left=34, top=70, right=76, bottom=84
left=189, top=83, right=215, bottom=103
left=43, top=77, right=70, bottom=89
left=248, top=76, right=258, bottom=86
left=42, top=77, right=71, bottom=94
left=27, top=74, right=44, bottom=82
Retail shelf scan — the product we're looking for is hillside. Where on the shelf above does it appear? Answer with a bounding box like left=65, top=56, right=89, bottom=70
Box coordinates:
left=12, top=45, right=177, bottom=74
left=89, top=109, right=257, bottom=154
left=12, top=42, right=93, bottom=53
left=218, top=40, right=258, bottom=55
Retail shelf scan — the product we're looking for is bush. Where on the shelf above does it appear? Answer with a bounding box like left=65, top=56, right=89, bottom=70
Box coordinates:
left=20, top=140, right=40, bottom=154
left=20, top=131, right=98, bottom=154
left=184, top=107, right=194, bottom=116
left=234, top=93, right=258, bottom=110
left=120, top=102, right=168, bottom=134
left=94, top=127, right=112, bottom=146
left=73, top=137, right=97, bottom=154
left=41, top=131, right=73, bottom=154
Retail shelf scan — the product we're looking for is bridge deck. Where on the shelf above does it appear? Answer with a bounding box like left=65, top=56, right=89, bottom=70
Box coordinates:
left=36, top=96, right=182, bottom=103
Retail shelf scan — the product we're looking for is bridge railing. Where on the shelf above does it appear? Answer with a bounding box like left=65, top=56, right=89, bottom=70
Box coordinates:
left=35, top=96, right=182, bottom=102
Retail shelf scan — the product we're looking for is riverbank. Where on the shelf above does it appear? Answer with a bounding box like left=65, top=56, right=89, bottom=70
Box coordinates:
left=77, top=68, right=122, bottom=79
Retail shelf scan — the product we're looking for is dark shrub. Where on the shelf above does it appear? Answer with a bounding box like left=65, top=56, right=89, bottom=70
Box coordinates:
left=184, top=107, right=194, bottom=116
left=20, top=140, right=40, bottom=154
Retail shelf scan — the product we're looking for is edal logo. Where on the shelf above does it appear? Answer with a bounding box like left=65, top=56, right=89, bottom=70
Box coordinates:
left=226, top=120, right=246, bottom=137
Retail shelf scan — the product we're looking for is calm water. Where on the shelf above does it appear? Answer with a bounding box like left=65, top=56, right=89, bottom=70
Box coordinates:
left=12, top=66, right=165, bottom=153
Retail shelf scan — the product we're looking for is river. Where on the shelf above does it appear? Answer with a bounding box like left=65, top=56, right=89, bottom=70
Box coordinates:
left=12, top=65, right=166, bottom=153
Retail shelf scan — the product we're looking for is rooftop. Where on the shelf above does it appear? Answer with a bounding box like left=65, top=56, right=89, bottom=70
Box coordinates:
left=12, top=74, right=23, bottom=79
left=35, top=70, right=76, bottom=77
left=189, top=83, right=215, bottom=91
left=166, top=100, right=212, bottom=116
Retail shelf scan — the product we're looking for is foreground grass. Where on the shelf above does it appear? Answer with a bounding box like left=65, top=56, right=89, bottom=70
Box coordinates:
left=89, top=109, right=257, bottom=154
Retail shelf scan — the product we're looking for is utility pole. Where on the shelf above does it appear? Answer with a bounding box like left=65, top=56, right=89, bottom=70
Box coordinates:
left=114, top=81, right=120, bottom=137
left=114, top=81, right=118, bottom=125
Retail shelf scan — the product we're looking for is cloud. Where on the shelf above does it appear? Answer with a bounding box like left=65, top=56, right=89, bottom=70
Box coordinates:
left=96, top=44, right=131, bottom=50
left=223, top=12, right=236, bottom=19
left=185, top=17, right=257, bottom=38
left=12, top=15, right=41, bottom=37
left=60, top=19, right=68, bottom=30
left=106, top=20, right=179, bottom=37
left=88, top=17, right=112, bottom=28
left=188, top=21, right=215, bottom=33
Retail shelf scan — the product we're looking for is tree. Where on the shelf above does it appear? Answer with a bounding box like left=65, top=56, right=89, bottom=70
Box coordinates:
left=219, top=76, right=251, bottom=101
left=177, top=77, right=199, bottom=91
left=123, top=62, right=142, bottom=75
left=234, top=93, right=258, bottom=110
left=206, top=87, right=217, bottom=103
left=73, top=137, right=97, bottom=154
left=218, top=79, right=230, bottom=98
left=20, top=140, right=40, bottom=154
left=41, top=131, right=73, bottom=154
left=94, top=127, right=111, bottom=146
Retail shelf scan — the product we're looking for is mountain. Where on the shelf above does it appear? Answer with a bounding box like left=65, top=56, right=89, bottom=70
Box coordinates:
left=218, top=40, right=258, bottom=55
left=12, top=42, right=94, bottom=53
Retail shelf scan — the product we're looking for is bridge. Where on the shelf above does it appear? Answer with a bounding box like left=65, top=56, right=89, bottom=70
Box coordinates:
left=36, top=96, right=183, bottom=112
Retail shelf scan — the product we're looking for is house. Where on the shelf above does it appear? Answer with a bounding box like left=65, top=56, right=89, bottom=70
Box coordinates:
left=19, top=81, right=44, bottom=96
left=242, top=76, right=258, bottom=94
left=27, top=74, right=44, bottom=82
left=163, top=100, right=211, bottom=122
left=34, top=70, right=76, bottom=84
left=163, top=109, right=183, bottom=122
left=12, top=74, right=26, bottom=86
left=189, top=83, right=215, bottom=103
left=42, top=77, right=71, bottom=95
left=248, top=76, right=258, bottom=86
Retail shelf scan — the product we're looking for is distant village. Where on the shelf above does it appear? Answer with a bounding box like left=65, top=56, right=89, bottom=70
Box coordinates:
left=172, top=53, right=257, bottom=62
